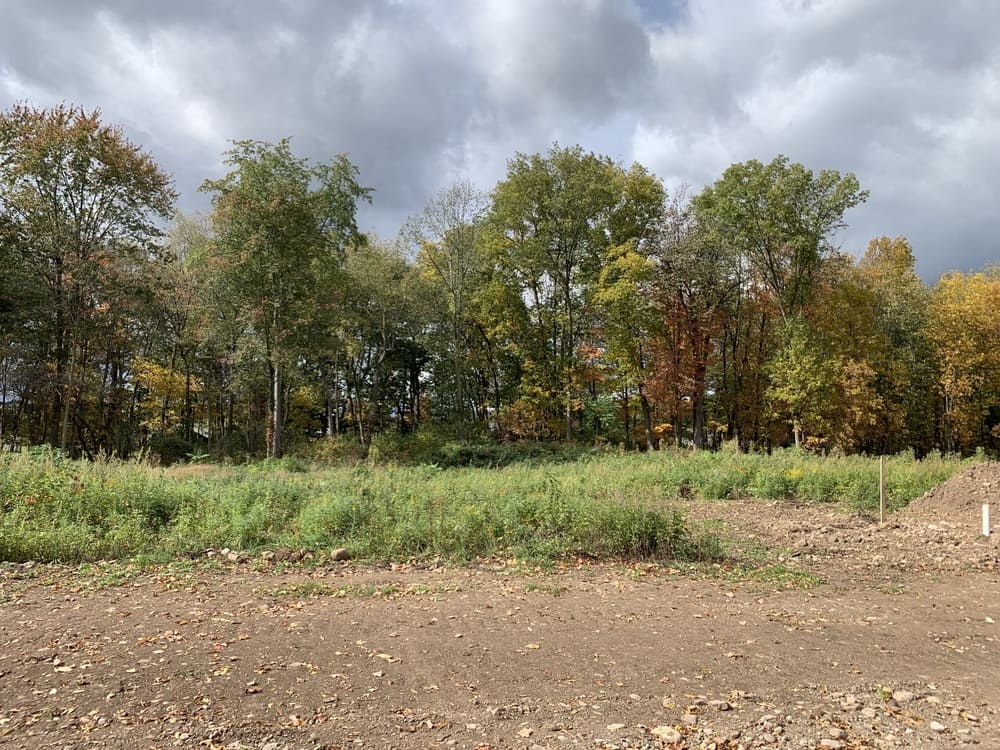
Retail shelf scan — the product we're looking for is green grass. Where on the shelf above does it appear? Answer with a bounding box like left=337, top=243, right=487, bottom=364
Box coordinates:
left=0, top=446, right=975, bottom=565
left=719, top=561, right=825, bottom=588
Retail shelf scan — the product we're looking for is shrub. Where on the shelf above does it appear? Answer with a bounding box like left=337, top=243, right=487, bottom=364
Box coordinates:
left=0, top=447, right=974, bottom=565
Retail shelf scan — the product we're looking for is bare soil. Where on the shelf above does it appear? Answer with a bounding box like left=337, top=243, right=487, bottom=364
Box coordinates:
left=2, top=464, right=999, bottom=750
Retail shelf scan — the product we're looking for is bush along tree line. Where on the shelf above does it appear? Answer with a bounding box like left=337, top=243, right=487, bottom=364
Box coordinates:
left=2, top=103, right=999, bottom=462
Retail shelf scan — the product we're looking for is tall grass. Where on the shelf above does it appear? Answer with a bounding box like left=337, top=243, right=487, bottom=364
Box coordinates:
left=0, top=446, right=974, bottom=564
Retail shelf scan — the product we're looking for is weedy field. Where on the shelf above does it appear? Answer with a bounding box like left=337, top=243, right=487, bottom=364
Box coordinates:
left=0, top=446, right=971, bottom=565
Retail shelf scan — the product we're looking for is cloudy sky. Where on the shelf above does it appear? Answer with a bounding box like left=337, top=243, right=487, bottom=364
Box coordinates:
left=1, top=0, right=997, bottom=280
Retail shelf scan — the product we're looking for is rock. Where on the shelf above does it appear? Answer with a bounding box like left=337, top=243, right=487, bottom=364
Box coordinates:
left=330, top=547, right=350, bottom=561
left=650, top=726, right=682, bottom=743
left=681, top=713, right=697, bottom=727
left=892, top=690, right=915, bottom=704
left=709, top=699, right=732, bottom=711
left=605, top=724, right=625, bottom=732
left=930, top=721, right=947, bottom=733
left=828, top=727, right=846, bottom=739
left=861, top=707, right=878, bottom=719
left=819, top=740, right=843, bottom=750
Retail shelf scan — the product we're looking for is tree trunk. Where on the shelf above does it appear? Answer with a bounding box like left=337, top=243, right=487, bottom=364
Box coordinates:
left=565, top=396, right=572, bottom=445
left=692, top=390, right=707, bottom=450
left=184, top=366, right=193, bottom=443
left=270, top=359, right=284, bottom=458
left=622, top=385, right=631, bottom=450
left=59, top=340, right=77, bottom=453
left=638, top=387, right=655, bottom=451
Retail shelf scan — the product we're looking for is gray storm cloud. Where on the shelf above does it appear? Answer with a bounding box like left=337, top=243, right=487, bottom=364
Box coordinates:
left=1, top=0, right=997, bottom=279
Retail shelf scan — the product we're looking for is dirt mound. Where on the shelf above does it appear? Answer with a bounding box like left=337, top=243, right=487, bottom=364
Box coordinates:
left=903, top=461, right=1000, bottom=524
left=685, top=463, right=1000, bottom=579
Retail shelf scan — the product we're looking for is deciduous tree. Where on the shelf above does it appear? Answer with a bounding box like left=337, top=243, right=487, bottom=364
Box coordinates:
left=200, top=139, right=370, bottom=458
left=694, top=155, right=867, bottom=322
left=0, top=103, right=175, bottom=452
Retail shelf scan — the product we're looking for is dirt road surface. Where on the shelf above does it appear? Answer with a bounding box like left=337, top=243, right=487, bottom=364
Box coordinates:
left=2, top=464, right=999, bottom=750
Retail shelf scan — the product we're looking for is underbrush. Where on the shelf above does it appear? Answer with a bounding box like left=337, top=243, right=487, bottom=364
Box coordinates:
left=0, top=447, right=973, bottom=564
left=0, top=447, right=717, bottom=564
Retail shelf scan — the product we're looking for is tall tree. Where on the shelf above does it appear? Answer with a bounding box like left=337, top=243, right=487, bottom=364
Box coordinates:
left=486, top=145, right=661, bottom=442
left=856, top=236, right=933, bottom=453
left=336, top=241, right=431, bottom=450
left=651, top=194, right=740, bottom=449
left=694, top=155, right=868, bottom=322
left=405, top=181, right=489, bottom=437
left=928, top=269, right=1000, bottom=453
left=0, top=103, right=175, bottom=452
left=588, top=165, right=665, bottom=449
left=200, top=139, right=370, bottom=458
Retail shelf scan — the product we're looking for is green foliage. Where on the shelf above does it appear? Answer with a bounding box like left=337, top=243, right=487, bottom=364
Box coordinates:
left=0, top=103, right=177, bottom=454
left=147, top=433, right=196, bottom=465
left=484, top=144, right=664, bottom=441
left=199, top=138, right=371, bottom=458
left=4, top=114, right=998, bottom=463
left=695, top=154, right=868, bottom=319
left=0, top=449, right=972, bottom=565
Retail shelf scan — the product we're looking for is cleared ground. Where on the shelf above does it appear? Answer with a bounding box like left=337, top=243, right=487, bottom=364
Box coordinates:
left=1, top=464, right=998, bottom=749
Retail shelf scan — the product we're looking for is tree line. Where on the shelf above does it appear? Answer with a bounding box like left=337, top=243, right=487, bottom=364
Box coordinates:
left=1, top=103, right=997, bottom=460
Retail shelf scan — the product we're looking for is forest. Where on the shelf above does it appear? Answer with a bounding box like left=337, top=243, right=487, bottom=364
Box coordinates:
left=1, top=103, right=998, bottom=462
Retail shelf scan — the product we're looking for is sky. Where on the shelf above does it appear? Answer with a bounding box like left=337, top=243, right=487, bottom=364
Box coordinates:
left=1, top=0, right=998, bottom=281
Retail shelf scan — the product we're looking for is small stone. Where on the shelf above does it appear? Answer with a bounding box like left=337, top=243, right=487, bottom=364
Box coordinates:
left=861, top=707, right=878, bottom=719
left=892, top=690, right=915, bottom=704
left=681, top=714, right=697, bottom=727
left=518, top=728, right=534, bottom=737
left=819, top=741, right=843, bottom=750
left=651, top=726, right=682, bottom=743
left=605, top=724, right=625, bottom=732
left=761, top=732, right=776, bottom=744
left=828, top=727, right=846, bottom=740
left=261, top=743, right=280, bottom=750
left=710, top=699, right=732, bottom=711
left=330, top=547, right=350, bottom=561
left=930, top=721, right=947, bottom=733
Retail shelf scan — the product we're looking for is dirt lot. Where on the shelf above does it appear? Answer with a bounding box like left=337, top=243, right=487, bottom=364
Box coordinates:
left=2, top=465, right=999, bottom=750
